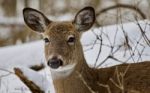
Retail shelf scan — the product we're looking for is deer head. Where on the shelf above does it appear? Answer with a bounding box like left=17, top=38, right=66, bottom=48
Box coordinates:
left=23, top=7, right=95, bottom=79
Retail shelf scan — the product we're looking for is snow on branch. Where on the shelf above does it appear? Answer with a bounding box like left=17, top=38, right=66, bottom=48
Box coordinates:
left=14, top=66, right=52, bottom=93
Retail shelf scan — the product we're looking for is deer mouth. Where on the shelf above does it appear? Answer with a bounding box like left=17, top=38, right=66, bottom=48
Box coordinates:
left=50, top=63, right=77, bottom=79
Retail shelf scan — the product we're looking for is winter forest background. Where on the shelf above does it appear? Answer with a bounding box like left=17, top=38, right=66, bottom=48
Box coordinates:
left=0, top=0, right=150, bottom=93
left=0, top=0, right=150, bottom=47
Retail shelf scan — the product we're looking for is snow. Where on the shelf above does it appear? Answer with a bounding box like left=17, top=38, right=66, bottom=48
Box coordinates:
left=0, top=20, right=150, bottom=93
left=0, top=41, right=48, bottom=93
left=0, top=40, right=45, bottom=68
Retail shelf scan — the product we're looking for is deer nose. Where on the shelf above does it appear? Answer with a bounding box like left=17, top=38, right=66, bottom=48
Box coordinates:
left=48, top=56, right=63, bottom=69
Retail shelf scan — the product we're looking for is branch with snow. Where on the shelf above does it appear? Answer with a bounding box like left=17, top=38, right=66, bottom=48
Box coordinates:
left=14, top=66, right=52, bottom=93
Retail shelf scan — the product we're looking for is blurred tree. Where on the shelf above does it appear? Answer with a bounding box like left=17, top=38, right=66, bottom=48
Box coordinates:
left=1, top=0, right=16, bottom=17
left=40, top=0, right=54, bottom=15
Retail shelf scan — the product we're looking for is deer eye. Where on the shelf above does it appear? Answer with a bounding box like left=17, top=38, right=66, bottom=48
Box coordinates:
left=44, top=38, right=50, bottom=43
left=67, top=35, right=75, bottom=45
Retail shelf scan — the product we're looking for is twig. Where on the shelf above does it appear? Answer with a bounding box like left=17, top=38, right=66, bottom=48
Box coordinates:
left=76, top=71, right=97, bottom=93
left=135, top=18, right=150, bottom=46
left=0, top=68, right=13, bottom=74
left=96, top=4, right=146, bottom=19
left=98, top=83, right=111, bottom=93
left=0, top=68, right=14, bottom=78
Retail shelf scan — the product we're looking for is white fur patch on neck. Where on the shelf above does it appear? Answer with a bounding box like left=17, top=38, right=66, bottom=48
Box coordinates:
left=50, top=63, right=77, bottom=80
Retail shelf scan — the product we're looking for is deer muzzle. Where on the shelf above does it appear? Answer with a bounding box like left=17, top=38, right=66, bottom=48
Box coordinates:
left=48, top=56, right=63, bottom=69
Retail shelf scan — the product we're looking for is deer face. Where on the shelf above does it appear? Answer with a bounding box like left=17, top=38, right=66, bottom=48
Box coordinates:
left=23, top=7, right=95, bottom=75
left=43, top=22, right=81, bottom=68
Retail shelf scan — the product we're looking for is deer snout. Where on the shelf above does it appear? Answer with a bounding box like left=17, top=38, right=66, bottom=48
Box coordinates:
left=48, top=56, right=63, bottom=69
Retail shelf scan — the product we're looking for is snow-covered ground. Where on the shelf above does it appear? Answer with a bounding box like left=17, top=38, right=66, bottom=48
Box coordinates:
left=0, top=20, right=150, bottom=93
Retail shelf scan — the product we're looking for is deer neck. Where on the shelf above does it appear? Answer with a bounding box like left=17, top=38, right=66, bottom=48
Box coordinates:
left=52, top=53, right=96, bottom=93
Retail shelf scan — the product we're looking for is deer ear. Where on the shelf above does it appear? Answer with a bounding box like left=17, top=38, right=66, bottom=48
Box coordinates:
left=23, top=8, right=51, bottom=33
left=73, top=7, right=95, bottom=32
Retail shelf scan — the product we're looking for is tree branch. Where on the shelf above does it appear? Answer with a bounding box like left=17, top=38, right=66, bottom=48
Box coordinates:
left=14, top=68, right=44, bottom=93
left=95, top=4, right=146, bottom=26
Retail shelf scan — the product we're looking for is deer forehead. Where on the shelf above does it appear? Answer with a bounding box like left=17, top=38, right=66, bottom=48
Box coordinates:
left=43, top=22, right=80, bottom=40
left=46, top=22, right=75, bottom=33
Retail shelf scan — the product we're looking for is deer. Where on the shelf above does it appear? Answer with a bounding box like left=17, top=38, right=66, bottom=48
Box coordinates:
left=15, top=6, right=150, bottom=93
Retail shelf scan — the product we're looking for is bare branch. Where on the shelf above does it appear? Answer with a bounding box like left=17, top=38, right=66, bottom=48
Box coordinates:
left=76, top=71, right=97, bottom=93
left=96, top=4, right=146, bottom=19
left=98, top=83, right=111, bottom=93
left=14, top=68, right=44, bottom=93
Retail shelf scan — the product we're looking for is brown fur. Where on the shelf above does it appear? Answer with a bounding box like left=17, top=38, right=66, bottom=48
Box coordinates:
left=52, top=52, right=150, bottom=93
left=43, top=22, right=95, bottom=93
left=23, top=7, right=150, bottom=93
left=44, top=22, right=82, bottom=66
